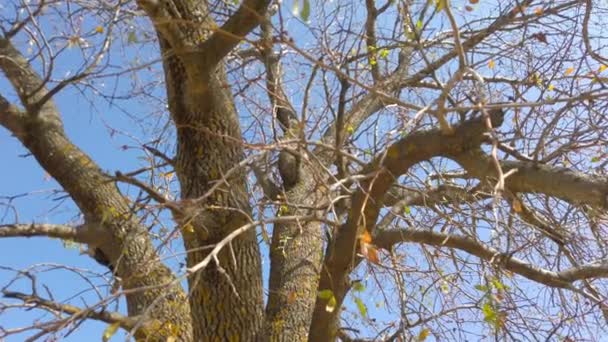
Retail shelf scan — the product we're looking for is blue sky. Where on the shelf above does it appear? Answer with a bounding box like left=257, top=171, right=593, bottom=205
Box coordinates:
left=0, top=1, right=495, bottom=340
left=3, top=1, right=606, bottom=341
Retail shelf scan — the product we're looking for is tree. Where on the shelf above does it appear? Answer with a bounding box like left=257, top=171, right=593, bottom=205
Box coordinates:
left=1, top=0, right=608, bottom=340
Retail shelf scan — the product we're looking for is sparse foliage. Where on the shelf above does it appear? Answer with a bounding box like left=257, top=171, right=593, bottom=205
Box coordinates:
left=1, top=0, right=608, bottom=341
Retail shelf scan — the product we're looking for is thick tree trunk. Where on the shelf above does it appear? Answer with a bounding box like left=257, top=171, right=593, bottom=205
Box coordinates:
left=159, top=32, right=264, bottom=342
left=264, top=167, right=325, bottom=341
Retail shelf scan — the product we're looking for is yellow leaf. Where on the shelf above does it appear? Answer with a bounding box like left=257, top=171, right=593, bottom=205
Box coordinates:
left=362, top=243, right=380, bottom=263
left=325, top=295, right=336, bottom=312
left=529, top=72, right=542, bottom=86
left=360, top=229, right=372, bottom=244
left=547, top=84, right=554, bottom=91
left=163, top=171, right=174, bottom=181
left=534, top=7, right=543, bottom=16
left=102, top=322, right=120, bottom=342
left=418, top=327, right=431, bottom=341
left=435, top=0, right=446, bottom=12
left=95, top=26, right=104, bottom=34
left=512, top=198, right=523, bottom=213
left=564, top=67, right=574, bottom=76
left=488, top=59, right=496, bottom=69
left=359, top=230, right=380, bottom=264
left=182, top=223, right=195, bottom=234
left=279, top=204, right=289, bottom=216
left=599, top=65, right=607, bottom=73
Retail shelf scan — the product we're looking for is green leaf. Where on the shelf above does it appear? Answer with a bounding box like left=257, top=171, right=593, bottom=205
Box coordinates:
left=292, top=0, right=300, bottom=17
left=404, top=205, right=411, bottom=215
left=127, top=31, right=138, bottom=45
left=326, top=295, right=337, bottom=312
left=318, top=289, right=337, bottom=312
left=591, top=156, right=601, bottom=163
left=318, top=289, right=334, bottom=299
left=301, top=0, right=311, bottom=22
left=440, top=281, right=450, bottom=294
left=354, top=296, right=367, bottom=317
left=482, top=302, right=496, bottom=323
left=475, top=284, right=489, bottom=292
left=352, top=281, right=365, bottom=292
left=416, top=19, right=423, bottom=31
left=102, top=322, right=120, bottom=342
left=491, top=278, right=505, bottom=291
left=379, top=48, right=390, bottom=59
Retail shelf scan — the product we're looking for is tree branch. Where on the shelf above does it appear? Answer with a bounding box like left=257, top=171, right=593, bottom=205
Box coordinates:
left=197, top=0, right=270, bottom=72
left=373, top=227, right=608, bottom=288
left=0, top=94, right=26, bottom=138
left=0, top=224, right=79, bottom=241
left=0, top=34, right=192, bottom=339
left=309, top=110, right=504, bottom=340
left=452, top=149, right=608, bottom=208
left=315, top=0, right=533, bottom=158
left=3, top=291, right=140, bottom=330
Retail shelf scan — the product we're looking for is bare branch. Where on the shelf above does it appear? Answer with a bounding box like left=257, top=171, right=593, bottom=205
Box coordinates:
left=453, top=149, right=608, bottom=209
left=373, top=228, right=608, bottom=288
left=0, top=224, right=79, bottom=241
left=310, top=110, right=504, bottom=340
left=2, top=291, right=140, bottom=331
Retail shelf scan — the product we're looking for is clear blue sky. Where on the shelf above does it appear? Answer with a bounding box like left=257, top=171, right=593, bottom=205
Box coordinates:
left=3, top=1, right=597, bottom=341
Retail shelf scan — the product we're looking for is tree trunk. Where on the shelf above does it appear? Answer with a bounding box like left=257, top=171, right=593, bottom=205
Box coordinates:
left=159, top=29, right=264, bottom=342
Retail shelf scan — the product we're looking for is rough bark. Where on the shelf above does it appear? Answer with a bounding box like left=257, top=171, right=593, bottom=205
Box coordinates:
left=453, top=149, right=608, bottom=208
left=137, top=0, right=270, bottom=339
left=0, top=37, right=192, bottom=341
left=257, top=15, right=328, bottom=340
left=264, top=165, right=325, bottom=341
left=309, top=111, right=505, bottom=341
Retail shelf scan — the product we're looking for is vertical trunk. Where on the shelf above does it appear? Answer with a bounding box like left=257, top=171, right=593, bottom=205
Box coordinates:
left=161, top=42, right=264, bottom=340
left=264, top=170, right=325, bottom=341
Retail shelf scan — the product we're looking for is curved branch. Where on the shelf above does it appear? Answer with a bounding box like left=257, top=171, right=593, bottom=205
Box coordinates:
left=374, top=228, right=608, bottom=288
left=2, top=291, right=140, bottom=331
left=582, top=0, right=608, bottom=64
left=197, top=0, right=270, bottom=71
left=309, top=110, right=504, bottom=340
left=0, top=35, right=192, bottom=339
left=452, top=149, right=608, bottom=208
left=137, top=0, right=270, bottom=74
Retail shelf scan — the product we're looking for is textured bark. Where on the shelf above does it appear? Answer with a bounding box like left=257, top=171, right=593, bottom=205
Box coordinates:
left=309, top=111, right=505, bottom=341
left=138, top=0, right=270, bottom=339
left=167, top=35, right=264, bottom=342
left=264, top=166, right=325, bottom=341
left=0, top=38, right=192, bottom=341
left=453, top=150, right=608, bottom=208
left=258, top=15, right=327, bottom=339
